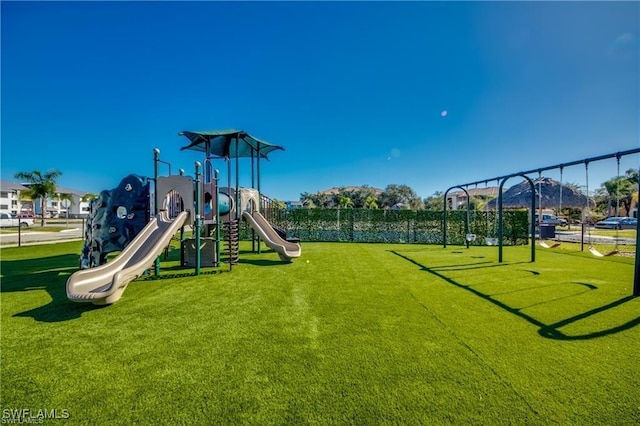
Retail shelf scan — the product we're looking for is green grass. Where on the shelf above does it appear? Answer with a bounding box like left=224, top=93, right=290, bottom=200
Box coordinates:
left=536, top=239, right=637, bottom=258
left=0, top=226, right=72, bottom=234
left=555, top=226, right=636, bottom=239
left=1, top=241, right=639, bottom=424
left=582, top=228, right=636, bottom=239
left=594, top=229, right=636, bottom=238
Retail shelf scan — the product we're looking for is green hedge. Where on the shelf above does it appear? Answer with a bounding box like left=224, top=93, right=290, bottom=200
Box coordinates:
left=241, top=208, right=530, bottom=246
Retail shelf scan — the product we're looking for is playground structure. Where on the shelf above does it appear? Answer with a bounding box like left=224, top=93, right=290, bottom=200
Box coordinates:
left=442, top=147, right=640, bottom=296
left=66, top=129, right=301, bottom=305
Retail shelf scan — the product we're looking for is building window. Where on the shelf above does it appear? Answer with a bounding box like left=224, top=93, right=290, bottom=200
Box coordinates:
left=11, top=200, right=17, bottom=207
left=0, top=192, right=8, bottom=198
left=0, top=204, right=8, bottom=210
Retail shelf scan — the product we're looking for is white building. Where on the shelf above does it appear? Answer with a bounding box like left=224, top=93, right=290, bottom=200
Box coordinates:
left=46, top=186, right=93, bottom=218
left=0, top=181, right=92, bottom=218
left=0, top=181, right=34, bottom=215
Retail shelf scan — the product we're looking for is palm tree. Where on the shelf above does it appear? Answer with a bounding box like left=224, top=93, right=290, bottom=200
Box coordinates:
left=300, top=192, right=315, bottom=208
left=364, top=195, right=378, bottom=209
left=601, top=174, right=635, bottom=216
left=81, top=193, right=98, bottom=203
left=14, top=169, right=62, bottom=226
left=337, top=193, right=354, bottom=209
left=313, top=192, right=331, bottom=208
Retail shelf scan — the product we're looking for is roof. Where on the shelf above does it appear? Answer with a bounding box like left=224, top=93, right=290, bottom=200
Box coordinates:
left=449, top=187, right=501, bottom=198
left=178, top=129, right=284, bottom=159
left=0, top=181, right=89, bottom=197
left=487, top=177, right=589, bottom=209
left=53, top=186, right=89, bottom=197
left=0, top=181, right=29, bottom=192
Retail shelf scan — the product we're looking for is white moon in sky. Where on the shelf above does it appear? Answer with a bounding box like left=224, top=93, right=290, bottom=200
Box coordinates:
left=441, top=110, right=448, bottom=117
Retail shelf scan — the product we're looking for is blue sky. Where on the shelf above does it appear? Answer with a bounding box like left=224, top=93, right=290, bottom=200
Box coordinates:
left=2, top=1, right=638, bottom=201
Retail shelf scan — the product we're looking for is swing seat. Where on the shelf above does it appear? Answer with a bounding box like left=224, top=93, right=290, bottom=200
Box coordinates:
left=588, top=246, right=619, bottom=257
left=539, top=241, right=561, bottom=249
left=485, top=237, right=498, bottom=246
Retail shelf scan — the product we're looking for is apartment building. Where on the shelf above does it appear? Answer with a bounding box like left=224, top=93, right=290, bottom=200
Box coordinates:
left=447, top=186, right=500, bottom=210
left=0, top=180, right=92, bottom=218
left=0, top=181, right=33, bottom=215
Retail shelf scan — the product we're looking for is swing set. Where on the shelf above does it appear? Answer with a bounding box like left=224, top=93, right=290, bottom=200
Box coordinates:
left=443, top=147, right=640, bottom=297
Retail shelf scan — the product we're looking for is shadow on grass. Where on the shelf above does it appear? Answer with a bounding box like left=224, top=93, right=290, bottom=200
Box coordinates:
left=431, top=261, right=529, bottom=272
left=390, top=250, right=640, bottom=340
left=2, top=253, right=227, bottom=322
left=137, top=268, right=229, bottom=281
left=2, top=254, right=108, bottom=322
left=239, top=258, right=292, bottom=266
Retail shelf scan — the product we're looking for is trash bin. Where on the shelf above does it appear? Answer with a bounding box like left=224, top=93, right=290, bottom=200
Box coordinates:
left=540, top=224, right=556, bottom=239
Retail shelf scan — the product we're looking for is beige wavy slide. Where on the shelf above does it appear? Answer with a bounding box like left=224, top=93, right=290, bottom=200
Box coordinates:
left=242, top=211, right=301, bottom=261
left=66, top=211, right=189, bottom=305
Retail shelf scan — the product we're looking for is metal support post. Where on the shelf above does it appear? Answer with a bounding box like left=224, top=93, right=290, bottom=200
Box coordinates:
left=215, top=169, right=220, bottom=267
left=195, top=162, right=201, bottom=276
left=634, top=166, right=640, bottom=297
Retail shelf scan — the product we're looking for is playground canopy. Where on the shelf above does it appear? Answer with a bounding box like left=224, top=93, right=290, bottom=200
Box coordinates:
left=487, top=177, right=589, bottom=209
left=179, top=129, right=284, bottom=159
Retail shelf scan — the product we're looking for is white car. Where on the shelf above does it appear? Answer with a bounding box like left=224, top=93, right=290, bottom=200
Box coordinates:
left=0, top=213, right=33, bottom=227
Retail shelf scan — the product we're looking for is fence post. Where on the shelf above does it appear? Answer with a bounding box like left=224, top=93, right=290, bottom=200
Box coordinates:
left=350, top=209, right=355, bottom=242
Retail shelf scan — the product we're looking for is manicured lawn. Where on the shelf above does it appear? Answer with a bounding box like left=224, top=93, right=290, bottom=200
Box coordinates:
left=1, top=241, right=639, bottom=424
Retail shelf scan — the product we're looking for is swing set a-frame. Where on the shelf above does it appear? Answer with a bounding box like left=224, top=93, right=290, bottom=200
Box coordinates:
left=443, top=147, right=640, bottom=297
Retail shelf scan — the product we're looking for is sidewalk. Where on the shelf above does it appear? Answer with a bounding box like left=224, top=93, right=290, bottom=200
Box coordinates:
left=0, top=228, right=84, bottom=248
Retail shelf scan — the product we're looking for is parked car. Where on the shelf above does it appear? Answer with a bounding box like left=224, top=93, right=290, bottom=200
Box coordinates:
left=534, top=214, right=567, bottom=227
left=0, top=213, right=33, bottom=227
left=14, top=214, right=34, bottom=227
left=594, top=217, right=638, bottom=230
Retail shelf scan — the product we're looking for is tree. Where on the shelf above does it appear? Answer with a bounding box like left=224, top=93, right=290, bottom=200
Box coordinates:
left=313, top=192, right=331, bottom=208
left=468, top=196, right=485, bottom=211
left=379, top=184, right=423, bottom=209
left=625, top=167, right=639, bottom=186
left=335, top=190, right=354, bottom=208
left=300, top=192, right=315, bottom=208
left=600, top=173, right=635, bottom=216
left=343, top=185, right=378, bottom=208
left=81, top=193, right=98, bottom=203
left=364, top=195, right=378, bottom=209
left=271, top=198, right=286, bottom=209
left=423, top=191, right=444, bottom=210
left=14, top=169, right=62, bottom=226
